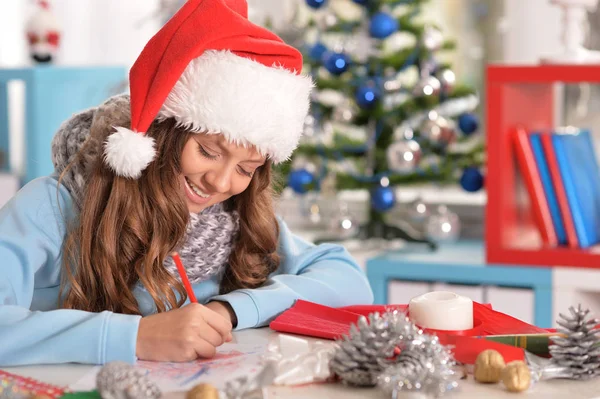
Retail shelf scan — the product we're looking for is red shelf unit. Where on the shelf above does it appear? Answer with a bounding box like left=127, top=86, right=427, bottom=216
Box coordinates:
left=485, top=64, right=600, bottom=269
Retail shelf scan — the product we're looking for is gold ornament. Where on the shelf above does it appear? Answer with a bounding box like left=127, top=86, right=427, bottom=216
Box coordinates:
left=501, top=361, right=531, bottom=393
left=186, top=383, right=220, bottom=399
left=474, top=349, right=506, bottom=383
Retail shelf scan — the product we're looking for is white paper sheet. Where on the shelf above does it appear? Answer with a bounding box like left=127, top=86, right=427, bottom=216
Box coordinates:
left=69, top=342, right=266, bottom=393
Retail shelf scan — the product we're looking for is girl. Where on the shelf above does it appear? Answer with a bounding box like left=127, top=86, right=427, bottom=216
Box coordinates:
left=0, top=0, right=373, bottom=366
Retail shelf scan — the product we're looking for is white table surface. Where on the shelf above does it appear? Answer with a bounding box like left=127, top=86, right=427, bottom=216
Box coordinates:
left=3, top=328, right=600, bottom=399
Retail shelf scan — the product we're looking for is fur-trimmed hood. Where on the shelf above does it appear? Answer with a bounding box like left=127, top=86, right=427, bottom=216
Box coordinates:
left=51, top=94, right=130, bottom=208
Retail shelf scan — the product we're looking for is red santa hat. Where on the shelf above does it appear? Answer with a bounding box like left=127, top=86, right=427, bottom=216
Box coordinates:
left=104, top=0, right=313, bottom=178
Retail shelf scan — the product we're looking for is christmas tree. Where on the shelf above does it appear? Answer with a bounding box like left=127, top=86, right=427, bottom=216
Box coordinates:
left=277, top=0, right=485, bottom=246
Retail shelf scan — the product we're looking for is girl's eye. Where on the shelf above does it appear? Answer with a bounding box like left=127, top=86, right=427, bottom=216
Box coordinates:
left=198, top=145, right=218, bottom=160
left=238, top=167, right=253, bottom=178
left=198, top=143, right=253, bottom=177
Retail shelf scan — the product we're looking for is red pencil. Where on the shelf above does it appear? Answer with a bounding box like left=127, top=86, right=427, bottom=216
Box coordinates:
left=172, top=252, right=198, bottom=303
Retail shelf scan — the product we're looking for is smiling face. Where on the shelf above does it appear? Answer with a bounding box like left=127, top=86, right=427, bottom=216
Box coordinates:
left=179, top=133, right=267, bottom=213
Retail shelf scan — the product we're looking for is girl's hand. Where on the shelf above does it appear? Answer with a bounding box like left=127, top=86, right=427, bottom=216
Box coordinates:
left=136, top=303, right=233, bottom=362
left=205, top=301, right=238, bottom=328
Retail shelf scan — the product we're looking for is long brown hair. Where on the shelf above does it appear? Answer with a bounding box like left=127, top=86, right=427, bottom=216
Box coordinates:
left=59, top=101, right=280, bottom=315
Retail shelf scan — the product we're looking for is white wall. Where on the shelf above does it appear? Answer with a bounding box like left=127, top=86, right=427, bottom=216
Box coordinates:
left=0, top=1, right=28, bottom=66
left=503, top=0, right=562, bottom=63
left=0, top=0, right=161, bottom=68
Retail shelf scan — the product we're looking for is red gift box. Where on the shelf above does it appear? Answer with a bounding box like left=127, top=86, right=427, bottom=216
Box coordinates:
left=270, top=300, right=550, bottom=364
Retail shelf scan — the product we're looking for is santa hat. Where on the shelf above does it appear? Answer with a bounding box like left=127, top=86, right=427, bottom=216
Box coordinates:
left=104, top=0, right=313, bottom=179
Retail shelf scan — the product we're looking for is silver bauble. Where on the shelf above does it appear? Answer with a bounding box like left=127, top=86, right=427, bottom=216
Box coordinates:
left=406, top=197, right=430, bottom=224
left=419, top=112, right=457, bottom=147
left=437, top=68, right=456, bottom=92
left=425, top=205, right=461, bottom=243
left=423, top=25, right=444, bottom=51
left=387, top=140, right=422, bottom=174
left=413, top=75, right=441, bottom=97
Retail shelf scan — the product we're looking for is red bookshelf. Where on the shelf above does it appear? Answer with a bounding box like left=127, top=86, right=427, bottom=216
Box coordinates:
left=485, top=64, right=600, bottom=269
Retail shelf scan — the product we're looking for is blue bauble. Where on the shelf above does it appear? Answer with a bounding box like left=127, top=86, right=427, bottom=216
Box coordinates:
left=371, top=186, right=396, bottom=212
left=323, top=52, right=350, bottom=75
left=305, top=0, right=327, bottom=9
left=355, top=83, right=381, bottom=109
left=309, top=42, right=328, bottom=62
left=288, top=169, right=315, bottom=194
left=369, top=12, right=399, bottom=39
left=351, top=0, right=369, bottom=4
left=458, top=113, right=479, bottom=135
left=460, top=167, right=484, bottom=192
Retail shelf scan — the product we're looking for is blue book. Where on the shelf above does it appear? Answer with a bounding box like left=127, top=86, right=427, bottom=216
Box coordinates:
left=529, top=133, right=567, bottom=245
left=551, top=129, right=600, bottom=248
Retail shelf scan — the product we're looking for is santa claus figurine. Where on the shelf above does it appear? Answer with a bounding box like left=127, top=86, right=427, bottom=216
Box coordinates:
left=26, top=0, right=61, bottom=63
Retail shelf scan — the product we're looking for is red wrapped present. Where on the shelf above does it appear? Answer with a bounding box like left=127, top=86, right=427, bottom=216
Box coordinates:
left=270, top=300, right=551, bottom=364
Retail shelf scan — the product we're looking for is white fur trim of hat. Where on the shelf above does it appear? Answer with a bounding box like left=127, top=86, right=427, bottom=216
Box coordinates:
left=159, top=50, right=314, bottom=163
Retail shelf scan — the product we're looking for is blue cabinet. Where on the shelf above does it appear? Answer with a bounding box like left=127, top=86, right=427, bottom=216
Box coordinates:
left=366, top=240, right=554, bottom=328
left=0, top=66, right=126, bottom=184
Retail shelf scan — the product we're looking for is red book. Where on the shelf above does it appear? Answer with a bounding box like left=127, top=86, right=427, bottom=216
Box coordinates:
left=512, top=126, right=558, bottom=246
left=540, top=133, right=579, bottom=248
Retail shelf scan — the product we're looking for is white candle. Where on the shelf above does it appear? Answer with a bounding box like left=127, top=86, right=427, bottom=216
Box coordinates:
left=408, top=291, right=474, bottom=330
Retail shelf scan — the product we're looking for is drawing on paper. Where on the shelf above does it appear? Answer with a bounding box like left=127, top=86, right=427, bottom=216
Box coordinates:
left=69, top=343, right=266, bottom=393
left=137, top=347, right=264, bottom=389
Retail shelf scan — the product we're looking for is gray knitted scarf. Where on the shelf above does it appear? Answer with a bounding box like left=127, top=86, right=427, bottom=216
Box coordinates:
left=51, top=101, right=239, bottom=284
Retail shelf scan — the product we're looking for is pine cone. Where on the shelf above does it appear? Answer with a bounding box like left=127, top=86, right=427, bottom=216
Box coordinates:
left=377, top=334, right=459, bottom=397
left=329, top=311, right=419, bottom=386
left=549, top=305, right=600, bottom=380
left=96, top=362, right=161, bottom=399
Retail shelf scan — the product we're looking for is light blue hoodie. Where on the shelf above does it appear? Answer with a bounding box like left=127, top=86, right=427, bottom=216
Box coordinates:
left=0, top=176, right=374, bottom=366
